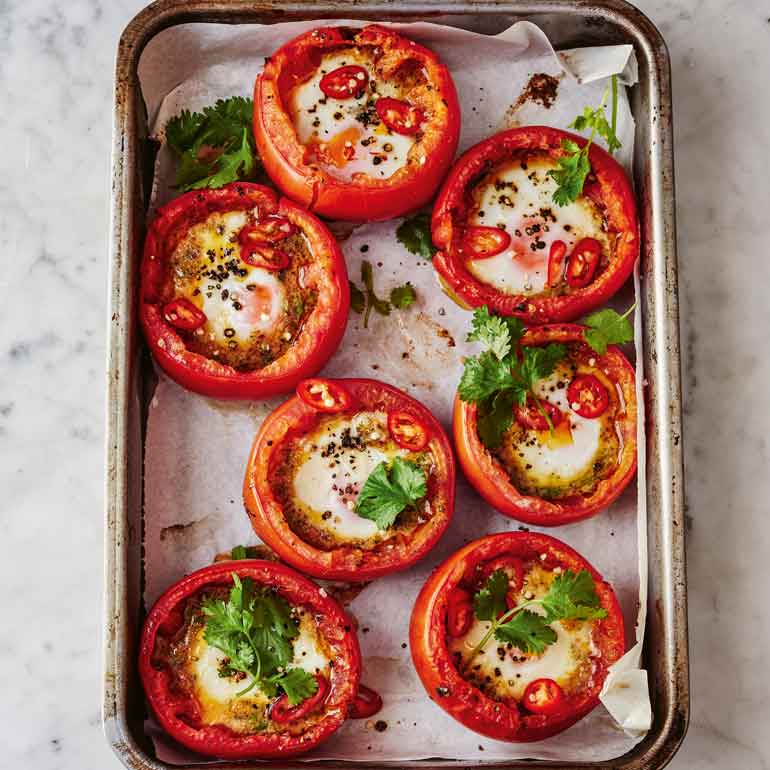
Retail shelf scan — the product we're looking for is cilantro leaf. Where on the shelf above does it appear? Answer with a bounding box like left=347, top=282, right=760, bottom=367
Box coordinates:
left=539, top=569, right=608, bottom=622
left=396, top=212, right=437, bottom=259
left=548, top=140, right=591, bottom=207
left=570, top=105, right=622, bottom=154
left=473, top=569, right=509, bottom=621
left=458, top=351, right=517, bottom=403
left=354, top=457, right=427, bottom=529
left=349, top=281, right=366, bottom=314
left=231, top=545, right=248, bottom=560
left=476, top=390, right=517, bottom=449
left=518, top=344, right=567, bottom=393
left=494, top=610, right=557, bottom=654
left=390, top=282, right=417, bottom=309
left=268, top=668, right=318, bottom=706
left=583, top=307, right=634, bottom=355
left=466, top=306, right=525, bottom=361
left=164, top=97, right=259, bottom=191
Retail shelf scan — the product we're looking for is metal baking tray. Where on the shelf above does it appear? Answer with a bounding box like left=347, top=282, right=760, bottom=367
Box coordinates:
left=104, top=1, right=689, bottom=767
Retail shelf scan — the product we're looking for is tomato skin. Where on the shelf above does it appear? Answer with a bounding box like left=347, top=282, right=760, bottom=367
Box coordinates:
left=522, top=678, right=565, bottom=716
left=567, top=374, right=610, bottom=418
left=388, top=411, right=429, bottom=451
left=270, top=674, right=330, bottom=724
left=375, top=97, right=424, bottom=136
left=565, top=237, right=602, bottom=288
left=453, top=324, right=637, bottom=526
left=320, top=65, right=369, bottom=99
left=139, top=183, right=349, bottom=399
left=253, top=25, right=461, bottom=222
left=243, top=379, right=455, bottom=581
left=347, top=684, right=383, bottom=719
left=138, top=560, right=361, bottom=759
left=409, top=532, right=625, bottom=742
left=514, top=397, right=564, bottom=432
left=296, top=378, right=353, bottom=413
left=162, top=298, right=207, bottom=331
left=459, top=226, right=512, bottom=259
left=431, top=126, right=638, bottom=323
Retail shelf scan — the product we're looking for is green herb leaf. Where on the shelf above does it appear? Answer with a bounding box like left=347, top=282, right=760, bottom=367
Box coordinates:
left=476, top=390, right=517, bottom=449
left=349, top=281, right=366, bottom=314
left=268, top=668, right=319, bottom=706
left=466, top=306, right=525, bottom=361
left=396, top=212, right=437, bottom=259
left=354, top=457, right=427, bottom=529
left=494, top=610, right=557, bottom=654
left=390, top=282, right=417, bottom=309
left=360, top=260, right=391, bottom=328
left=473, top=569, right=509, bottom=621
left=164, top=97, right=259, bottom=191
left=539, top=569, right=608, bottom=622
left=518, top=344, right=567, bottom=393
left=231, top=545, right=248, bottom=560
left=458, top=351, right=516, bottom=404
left=548, top=140, right=591, bottom=207
left=583, top=306, right=634, bottom=355
left=570, top=105, right=622, bottom=154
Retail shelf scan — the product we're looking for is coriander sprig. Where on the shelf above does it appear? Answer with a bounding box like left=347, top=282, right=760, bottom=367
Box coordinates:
left=200, top=574, right=317, bottom=704
left=458, top=307, right=565, bottom=445
left=355, top=456, right=427, bottom=529
left=350, top=260, right=417, bottom=328
left=583, top=304, right=635, bottom=355
left=549, top=75, right=622, bottom=206
left=463, top=567, right=607, bottom=670
left=396, top=212, right=437, bottom=259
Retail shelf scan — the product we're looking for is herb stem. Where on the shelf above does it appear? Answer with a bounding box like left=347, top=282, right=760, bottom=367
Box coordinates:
left=611, top=74, right=618, bottom=143
left=531, top=392, right=556, bottom=436
left=620, top=302, right=636, bottom=320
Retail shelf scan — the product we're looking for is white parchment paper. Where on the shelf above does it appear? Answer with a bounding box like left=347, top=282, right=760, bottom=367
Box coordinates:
left=138, top=19, right=650, bottom=763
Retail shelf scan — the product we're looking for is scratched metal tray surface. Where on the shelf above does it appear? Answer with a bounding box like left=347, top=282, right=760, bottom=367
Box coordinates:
left=104, top=1, right=688, bottom=767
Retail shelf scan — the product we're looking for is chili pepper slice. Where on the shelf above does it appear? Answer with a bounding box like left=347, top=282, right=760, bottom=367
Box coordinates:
left=567, top=374, right=610, bottom=418
left=522, top=678, right=565, bottom=716
left=459, top=225, right=512, bottom=260
left=375, top=97, right=424, bottom=136
left=514, top=397, right=564, bottom=432
left=547, top=240, right=567, bottom=287
left=245, top=216, right=297, bottom=243
left=565, top=237, right=602, bottom=288
left=348, top=684, right=383, bottom=719
left=270, top=673, right=330, bottom=724
left=388, top=411, right=430, bottom=451
left=296, top=378, right=352, bottom=413
left=446, top=587, right=474, bottom=637
left=162, top=298, right=207, bottom=331
left=319, top=65, right=369, bottom=100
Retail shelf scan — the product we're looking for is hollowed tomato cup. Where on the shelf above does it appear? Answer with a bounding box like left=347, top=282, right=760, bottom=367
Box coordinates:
left=454, top=324, right=637, bottom=526
left=243, top=378, right=456, bottom=581
left=253, top=25, right=461, bottom=222
left=409, top=532, right=625, bottom=742
left=138, top=560, right=363, bottom=759
left=431, top=126, right=638, bottom=324
left=140, top=182, right=349, bottom=399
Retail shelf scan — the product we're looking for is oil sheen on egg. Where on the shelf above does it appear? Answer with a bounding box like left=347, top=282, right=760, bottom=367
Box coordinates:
left=465, top=157, right=610, bottom=295
left=292, top=411, right=408, bottom=540
left=290, top=50, right=416, bottom=182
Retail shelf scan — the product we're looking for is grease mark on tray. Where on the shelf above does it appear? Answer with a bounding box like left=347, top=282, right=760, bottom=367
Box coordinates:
left=160, top=516, right=209, bottom=541
left=504, top=72, right=562, bottom=127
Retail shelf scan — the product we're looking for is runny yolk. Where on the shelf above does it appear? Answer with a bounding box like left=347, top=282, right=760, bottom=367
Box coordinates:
left=538, top=419, right=574, bottom=449
left=322, top=125, right=363, bottom=167
left=241, top=283, right=279, bottom=328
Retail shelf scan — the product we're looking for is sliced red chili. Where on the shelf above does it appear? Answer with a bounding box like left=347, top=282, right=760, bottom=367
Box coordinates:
left=459, top=226, right=512, bottom=260
left=446, top=588, right=473, bottom=637
left=567, top=374, right=610, bottom=418
left=244, top=217, right=297, bottom=243
left=238, top=225, right=291, bottom=270
left=375, top=97, right=424, bottom=136
left=547, top=240, right=567, bottom=287
left=319, top=65, right=369, bottom=100
left=270, top=673, right=329, bottom=724
left=514, top=397, right=564, bottom=432
left=388, top=411, right=429, bottom=451
left=348, top=684, right=383, bottom=719
left=522, top=678, right=565, bottom=716
left=565, top=237, right=602, bottom=288
left=162, top=298, right=207, bottom=331
left=296, top=378, right=352, bottom=413
left=478, top=556, right=525, bottom=610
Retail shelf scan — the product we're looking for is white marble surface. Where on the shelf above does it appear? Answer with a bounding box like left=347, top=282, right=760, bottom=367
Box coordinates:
left=0, top=1, right=767, bottom=768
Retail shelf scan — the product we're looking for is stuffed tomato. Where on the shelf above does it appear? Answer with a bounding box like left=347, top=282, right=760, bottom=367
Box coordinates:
left=243, top=378, right=455, bottom=581
left=253, top=25, right=460, bottom=222
left=409, top=532, right=625, bottom=742
left=140, top=182, right=349, bottom=399
left=431, top=127, right=638, bottom=323
left=138, top=560, right=373, bottom=759
left=455, top=317, right=637, bottom=526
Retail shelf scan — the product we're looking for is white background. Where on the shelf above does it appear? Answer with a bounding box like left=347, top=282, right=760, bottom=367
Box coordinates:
left=0, top=1, right=767, bottom=768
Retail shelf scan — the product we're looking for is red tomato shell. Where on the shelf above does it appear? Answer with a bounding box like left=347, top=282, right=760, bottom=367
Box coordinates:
left=446, top=588, right=474, bottom=637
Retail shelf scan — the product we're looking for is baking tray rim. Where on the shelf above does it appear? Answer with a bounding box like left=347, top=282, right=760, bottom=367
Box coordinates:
left=104, top=1, right=689, bottom=768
